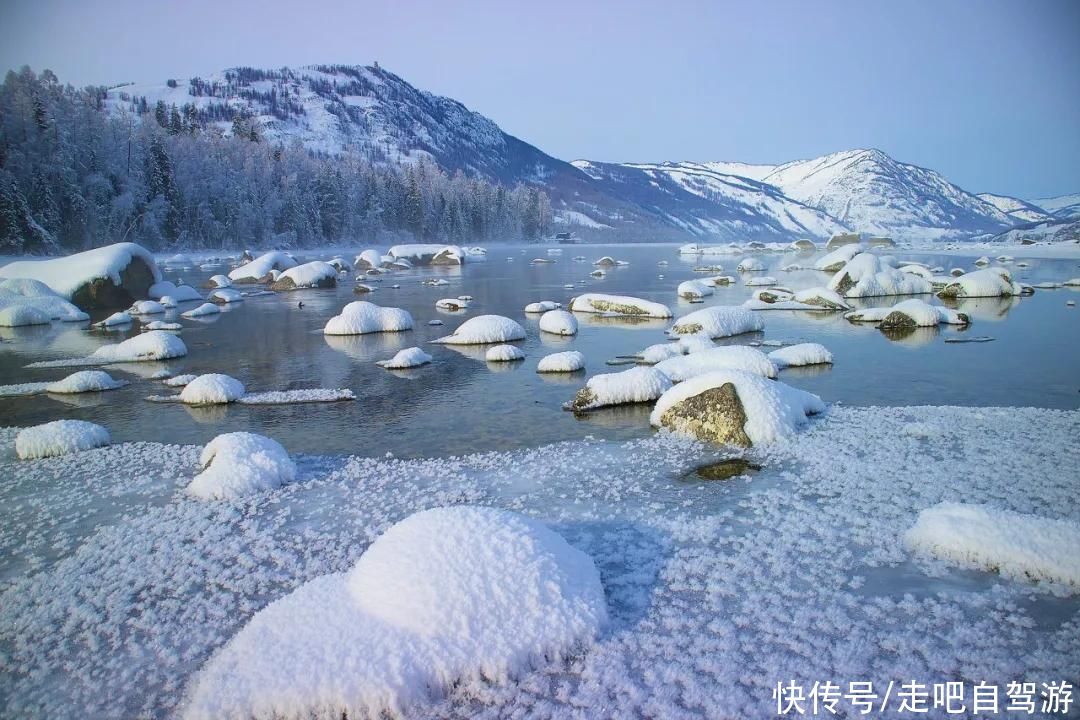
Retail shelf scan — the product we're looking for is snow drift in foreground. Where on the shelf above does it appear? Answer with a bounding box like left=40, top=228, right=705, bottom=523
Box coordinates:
left=433, top=315, right=526, bottom=345
left=906, top=503, right=1080, bottom=589
left=187, top=432, right=296, bottom=501
left=323, top=301, right=414, bottom=335
left=0, top=242, right=160, bottom=299
left=15, top=420, right=110, bottom=459
left=27, top=330, right=188, bottom=368
left=182, top=506, right=607, bottom=720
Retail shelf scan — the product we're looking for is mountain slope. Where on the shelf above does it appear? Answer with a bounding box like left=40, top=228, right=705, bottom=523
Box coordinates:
left=976, top=192, right=1056, bottom=224
left=1030, top=193, right=1080, bottom=220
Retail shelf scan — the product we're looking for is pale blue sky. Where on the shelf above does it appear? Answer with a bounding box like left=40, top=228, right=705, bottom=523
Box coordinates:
left=2, top=0, right=1077, bottom=199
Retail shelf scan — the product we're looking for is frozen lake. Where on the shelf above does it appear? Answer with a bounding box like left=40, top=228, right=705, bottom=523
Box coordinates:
left=1, top=243, right=1078, bottom=457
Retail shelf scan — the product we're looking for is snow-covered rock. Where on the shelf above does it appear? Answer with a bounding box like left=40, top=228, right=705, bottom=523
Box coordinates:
left=668, top=306, right=763, bottom=339
left=537, top=351, right=586, bottom=373
left=208, top=288, right=244, bottom=304
left=15, top=420, right=111, bottom=459
left=148, top=281, right=202, bottom=303
left=0, top=242, right=160, bottom=308
left=568, top=293, right=672, bottom=319
left=814, top=243, right=864, bottom=272
left=538, top=310, right=578, bottom=336
left=485, top=344, right=525, bottom=362
left=655, top=346, right=777, bottom=382
left=829, top=253, right=932, bottom=298
left=163, top=374, right=197, bottom=387
left=181, top=303, right=221, bottom=318
left=129, top=300, right=166, bottom=315
left=566, top=366, right=672, bottom=413
left=650, top=369, right=824, bottom=446
left=46, top=370, right=127, bottom=393
left=0, top=278, right=91, bottom=321
left=207, top=275, right=232, bottom=289
left=736, top=257, right=766, bottom=272
left=376, top=347, right=432, bottom=369
left=744, top=275, right=777, bottom=287
left=142, top=320, right=182, bottom=331
left=768, top=343, right=834, bottom=369
left=743, top=286, right=851, bottom=311
left=0, top=304, right=52, bottom=327
left=270, top=261, right=338, bottom=291
left=353, top=249, right=384, bottom=270
left=937, top=269, right=1022, bottom=299
left=187, top=432, right=296, bottom=501
left=179, top=374, right=246, bottom=405
left=228, top=252, right=297, bottom=283
left=435, top=298, right=469, bottom=311
left=182, top=506, right=606, bottom=718
left=323, top=302, right=414, bottom=335
left=845, top=298, right=970, bottom=327
left=524, top=300, right=561, bottom=313
left=25, top=331, right=189, bottom=367
left=905, top=503, right=1080, bottom=589
left=433, top=315, right=526, bottom=345
left=95, top=311, right=132, bottom=328
left=677, top=280, right=714, bottom=299
left=388, top=244, right=463, bottom=266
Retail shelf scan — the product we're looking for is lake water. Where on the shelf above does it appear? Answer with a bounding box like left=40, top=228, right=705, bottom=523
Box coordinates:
left=2, top=243, right=1078, bottom=458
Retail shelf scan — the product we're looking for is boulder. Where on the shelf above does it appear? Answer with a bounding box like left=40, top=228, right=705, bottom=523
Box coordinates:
left=656, top=383, right=752, bottom=446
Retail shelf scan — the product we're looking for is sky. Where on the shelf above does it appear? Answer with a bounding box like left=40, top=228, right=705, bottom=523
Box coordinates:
left=1, top=0, right=1078, bottom=199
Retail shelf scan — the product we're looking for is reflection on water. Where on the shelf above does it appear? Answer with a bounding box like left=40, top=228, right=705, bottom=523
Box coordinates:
left=879, top=325, right=939, bottom=346
left=1, top=243, right=1078, bottom=457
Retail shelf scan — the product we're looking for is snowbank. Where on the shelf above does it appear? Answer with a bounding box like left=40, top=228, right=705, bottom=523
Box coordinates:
left=187, top=432, right=296, bottom=501
left=650, top=369, right=825, bottom=445
left=677, top=280, right=713, bottom=299
left=435, top=297, right=469, bottom=311
left=567, top=366, right=672, bottom=413
left=768, top=343, right=833, bottom=369
left=538, top=310, right=578, bottom=336
left=486, top=344, right=526, bottom=362
left=0, top=242, right=160, bottom=306
left=668, top=306, right=763, bottom=338
left=905, top=503, right=1080, bottom=589
left=179, top=374, right=246, bottom=405
left=228, top=252, right=297, bottom=283
left=271, top=261, right=338, bottom=290
left=655, top=346, right=778, bottom=382
left=376, top=347, right=432, bottom=369
left=537, top=350, right=585, bottom=373
left=433, top=315, right=525, bottom=345
left=568, top=293, right=672, bottom=319
left=208, top=275, right=232, bottom=288
left=182, top=506, right=606, bottom=719
left=324, top=302, right=414, bottom=335
left=15, top=420, right=111, bottom=459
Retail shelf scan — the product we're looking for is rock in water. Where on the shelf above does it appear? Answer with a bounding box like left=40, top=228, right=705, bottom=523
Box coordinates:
left=658, top=383, right=752, bottom=446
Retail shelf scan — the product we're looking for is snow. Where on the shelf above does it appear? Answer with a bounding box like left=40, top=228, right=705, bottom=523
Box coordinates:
left=677, top=280, right=713, bottom=299
left=0, top=278, right=90, bottom=322
left=668, top=305, right=763, bottom=338
left=15, top=420, right=111, bottom=459
left=938, top=269, right=1022, bottom=298
left=435, top=297, right=470, bottom=311
left=187, top=432, right=296, bottom=501
left=1066, top=278, right=1080, bottom=287
left=538, top=309, right=578, bottom=336
left=655, top=346, right=778, bottom=382
left=181, top=303, right=220, bottom=318
left=736, top=257, right=765, bottom=272
left=237, top=389, right=356, bottom=405
left=845, top=298, right=970, bottom=326
left=129, top=300, right=166, bottom=315
left=679, top=243, right=742, bottom=255
left=554, top=209, right=613, bottom=230
left=323, top=301, right=414, bottom=335
left=143, top=320, right=182, bottom=331
left=0, top=242, right=161, bottom=300
left=95, top=311, right=132, bottom=327
left=148, top=282, right=202, bottom=302
left=536, top=350, right=585, bottom=373
left=569, top=366, right=672, bottom=412
left=433, top=315, right=526, bottom=345
left=905, top=503, right=1080, bottom=589
left=354, top=249, right=384, bottom=269
left=46, top=370, right=128, bottom=394
left=485, top=344, right=526, bottom=362
left=208, top=275, right=232, bottom=288
left=524, top=300, right=560, bottom=313
left=208, top=288, right=244, bottom=303
left=743, top=286, right=852, bottom=311
left=377, top=347, right=432, bottom=369
left=28, top=330, right=188, bottom=368
left=163, top=374, right=197, bottom=387
left=829, top=253, right=933, bottom=298
left=388, top=244, right=464, bottom=265
left=767, top=343, right=833, bottom=369
left=650, top=369, right=825, bottom=444
left=179, top=374, right=246, bottom=405
left=183, top=506, right=606, bottom=719
left=744, top=275, right=777, bottom=287
left=0, top=304, right=52, bottom=327
left=276, top=261, right=338, bottom=288
left=813, top=243, right=864, bottom=271
left=228, top=252, right=297, bottom=282
left=568, top=293, right=673, bottom=319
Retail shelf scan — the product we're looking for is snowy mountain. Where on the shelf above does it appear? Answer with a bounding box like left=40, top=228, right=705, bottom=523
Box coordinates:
left=1030, top=193, right=1080, bottom=220
left=976, top=192, right=1056, bottom=224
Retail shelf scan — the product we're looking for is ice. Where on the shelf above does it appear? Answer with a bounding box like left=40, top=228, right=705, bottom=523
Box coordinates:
left=0, top=242, right=161, bottom=299
left=27, top=330, right=187, bottom=368
left=228, top=252, right=297, bottom=282
left=938, top=269, right=1023, bottom=299
left=324, top=301, right=414, bottom=335
left=536, top=351, right=585, bottom=373
left=650, top=369, right=825, bottom=444
left=377, top=347, right=433, bottom=369
left=677, top=280, right=713, bottom=299
left=187, top=432, right=296, bottom=501
left=767, top=343, right=833, bottom=369
left=129, top=300, right=166, bottom=315
left=538, top=310, right=578, bottom=336
left=182, top=507, right=606, bottom=719
left=568, top=293, right=673, bottom=319
left=524, top=300, right=560, bottom=313
left=15, top=420, right=111, bottom=459
left=568, top=366, right=672, bottom=412
left=906, top=503, right=1080, bottom=589
left=179, top=374, right=246, bottom=405
left=845, top=298, right=970, bottom=326
left=655, top=346, right=778, bottom=382
left=181, top=303, right=220, bottom=318
left=208, top=288, right=244, bottom=304
left=433, top=315, right=526, bottom=345
left=275, top=261, right=338, bottom=289
left=485, top=344, right=526, bottom=362
left=667, top=306, right=763, bottom=339
left=46, top=370, right=128, bottom=394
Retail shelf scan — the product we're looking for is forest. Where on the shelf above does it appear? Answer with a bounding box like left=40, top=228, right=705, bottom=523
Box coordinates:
left=0, top=67, right=553, bottom=254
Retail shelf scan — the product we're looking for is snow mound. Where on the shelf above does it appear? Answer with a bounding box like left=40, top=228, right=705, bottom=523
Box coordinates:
left=677, top=280, right=713, bottom=299
left=183, top=506, right=606, bottom=719
left=129, top=300, right=166, bottom=315
left=905, top=503, right=1080, bottom=589
left=377, top=347, right=432, bottom=369
left=95, top=311, right=132, bottom=327
left=274, top=261, right=338, bottom=289
left=538, top=310, right=579, bottom=336
left=845, top=298, right=969, bottom=326
left=143, top=320, right=182, bottom=331
left=433, top=315, right=526, bottom=345
left=0, top=304, right=52, bottom=327
left=768, top=343, right=833, bottom=369
left=650, top=369, right=825, bottom=445
left=208, top=275, right=232, bottom=288
left=187, top=432, right=296, bottom=501
left=181, top=303, right=220, bottom=319
left=567, top=366, right=672, bottom=413
left=323, top=301, right=414, bottom=335
left=743, top=286, right=852, bottom=311
left=668, top=306, right=763, bottom=338
left=0, top=278, right=89, bottom=322
left=524, top=300, right=560, bottom=313
left=228, top=252, right=297, bottom=282
left=30, top=331, right=189, bottom=368
left=656, top=346, right=777, bottom=382
left=744, top=276, right=777, bottom=287
left=0, top=242, right=160, bottom=299
left=163, top=374, right=197, bottom=387
left=568, top=293, right=672, bottom=318
left=179, top=374, right=246, bottom=405
left=486, top=344, right=525, bottom=362
left=537, top=350, right=585, bottom=373
left=353, top=249, right=384, bottom=269
left=435, top=297, right=469, bottom=311
left=208, top=288, right=244, bottom=304
left=937, top=269, right=1022, bottom=299
left=829, top=253, right=932, bottom=298
left=149, top=282, right=202, bottom=302
left=639, top=334, right=713, bottom=364
left=15, top=420, right=110, bottom=460
left=45, top=370, right=127, bottom=394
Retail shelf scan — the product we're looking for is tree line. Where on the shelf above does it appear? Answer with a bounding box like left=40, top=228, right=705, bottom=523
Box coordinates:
left=0, top=66, right=553, bottom=254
